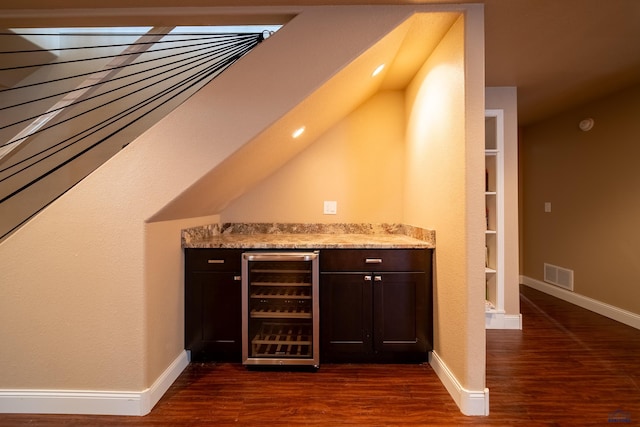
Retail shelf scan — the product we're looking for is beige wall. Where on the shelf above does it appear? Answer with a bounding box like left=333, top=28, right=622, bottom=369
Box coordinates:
left=144, top=214, right=221, bottom=384
left=403, top=13, right=485, bottom=391
left=220, top=90, right=405, bottom=223
left=521, top=83, right=640, bottom=315
left=0, top=4, right=488, bottom=416
left=0, top=6, right=411, bottom=392
left=1, top=5, right=483, bottom=398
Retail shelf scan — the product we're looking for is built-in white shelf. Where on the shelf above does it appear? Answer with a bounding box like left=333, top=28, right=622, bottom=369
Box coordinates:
left=485, top=109, right=505, bottom=329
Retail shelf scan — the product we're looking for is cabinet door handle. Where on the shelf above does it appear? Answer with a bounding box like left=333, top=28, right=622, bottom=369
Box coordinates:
left=364, top=275, right=372, bottom=281
left=365, top=258, right=383, bottom=264
left=207, top=259, right=225, bottom=264
left=234, top=276, right=241, bottom=281
left=374, top=276, right=382, bottom=281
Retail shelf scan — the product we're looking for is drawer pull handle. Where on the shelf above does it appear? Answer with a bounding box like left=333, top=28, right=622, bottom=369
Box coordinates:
left=364, top=275, right=372, bottom=281
left=207, top=259, right=225, bottom=264
left=374, top=276, right=382, bottom=281
left=365, top=258, right=383, bottom=264
left=234, top=276, right=241, bottom=281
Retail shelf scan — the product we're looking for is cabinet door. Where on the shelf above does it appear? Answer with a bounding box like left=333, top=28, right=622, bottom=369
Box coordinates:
left=186, top=271, right=242, bottom=361
left=320, top=273, right=372, bottom=361
left=373, top=272, right=430, bottom=359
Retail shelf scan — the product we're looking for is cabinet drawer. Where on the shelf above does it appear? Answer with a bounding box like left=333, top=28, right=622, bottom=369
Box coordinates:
left=185, top=248, right=243, bottom=271
left=320, top=249, right=430, bottom=272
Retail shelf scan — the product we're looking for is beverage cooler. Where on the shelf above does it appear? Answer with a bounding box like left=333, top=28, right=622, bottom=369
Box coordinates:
left=241, top=251, right=320, bottom=368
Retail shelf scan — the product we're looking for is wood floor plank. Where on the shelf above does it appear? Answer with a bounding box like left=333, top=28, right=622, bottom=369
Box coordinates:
left=1, top=285, right=639, bottom=425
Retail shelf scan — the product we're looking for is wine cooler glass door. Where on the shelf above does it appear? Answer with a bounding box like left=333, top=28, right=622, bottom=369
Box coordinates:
left=242, top=252, right=319, bottom=367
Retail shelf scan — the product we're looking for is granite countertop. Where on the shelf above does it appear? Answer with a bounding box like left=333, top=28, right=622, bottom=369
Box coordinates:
left=181, top=223, right=435, bottom=249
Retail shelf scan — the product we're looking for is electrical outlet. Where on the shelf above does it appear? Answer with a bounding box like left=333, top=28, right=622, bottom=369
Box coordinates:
left=323, top=201, right=337, bottom=215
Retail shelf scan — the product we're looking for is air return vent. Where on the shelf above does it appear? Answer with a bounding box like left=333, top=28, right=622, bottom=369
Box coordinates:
left=544, top=263, right=574, bottom=291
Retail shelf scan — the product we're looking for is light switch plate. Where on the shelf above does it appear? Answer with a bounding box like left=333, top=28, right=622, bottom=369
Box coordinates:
left=544, top=202, right=552, bottom=213
left=323, top=200, right=337, bottom=215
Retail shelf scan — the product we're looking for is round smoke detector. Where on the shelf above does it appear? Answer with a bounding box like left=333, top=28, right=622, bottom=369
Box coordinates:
left=579, top=118, right=594, bottom=132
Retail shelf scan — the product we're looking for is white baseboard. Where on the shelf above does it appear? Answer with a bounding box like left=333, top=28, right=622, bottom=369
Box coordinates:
left=142, top=350, right=190, bottom=415
left=521, top=275, right=640, bottom=331
left=429, top=351, right=489, bottom=416
left=0, top=350, right=189, bottom=416
left=485, top=311, right=522, bottom=330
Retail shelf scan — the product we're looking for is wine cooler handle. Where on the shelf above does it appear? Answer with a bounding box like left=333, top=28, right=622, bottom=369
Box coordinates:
left=243, top=253, right=318, bottom=262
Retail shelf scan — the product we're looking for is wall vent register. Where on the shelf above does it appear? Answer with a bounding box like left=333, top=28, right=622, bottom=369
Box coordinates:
left=241, top=252, right=320, bottom=368
left=544, top=262, right=574, bottom=291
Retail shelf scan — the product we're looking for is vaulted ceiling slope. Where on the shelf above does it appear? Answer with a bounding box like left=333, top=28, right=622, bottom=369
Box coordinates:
left=148, top=11, right=459, bottom=221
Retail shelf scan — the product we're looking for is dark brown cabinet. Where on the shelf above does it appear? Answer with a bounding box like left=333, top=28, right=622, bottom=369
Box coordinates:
left=185, top=247, right=433, bottom=364
left=184, top=248, right=244, bottom=362
left=320, top=249, right=433, bottom=363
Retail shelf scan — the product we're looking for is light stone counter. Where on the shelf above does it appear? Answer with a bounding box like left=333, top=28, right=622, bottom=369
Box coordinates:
left=181, top=223, right=435, bottom=249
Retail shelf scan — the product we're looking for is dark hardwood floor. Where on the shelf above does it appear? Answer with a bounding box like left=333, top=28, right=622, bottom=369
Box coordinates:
left=2, top=285, right=639, bottom=426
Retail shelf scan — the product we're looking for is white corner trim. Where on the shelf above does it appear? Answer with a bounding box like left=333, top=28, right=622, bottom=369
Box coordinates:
left=0, top=350, right=189, bottom=416
left=521, top=276, right=640, bottom=331
left=429, top=351, right=489, bottom=416
left=141, top=349, right=190, bottom=415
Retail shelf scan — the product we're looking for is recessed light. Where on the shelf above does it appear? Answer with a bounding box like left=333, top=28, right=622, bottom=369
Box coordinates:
left=372, top=64, right=385, bottom=77
left=292, top=126, right=305, bottom=138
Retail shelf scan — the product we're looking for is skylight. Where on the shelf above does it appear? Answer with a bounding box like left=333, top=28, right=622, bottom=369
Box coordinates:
left=11, top=25, right=282, bottom=36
